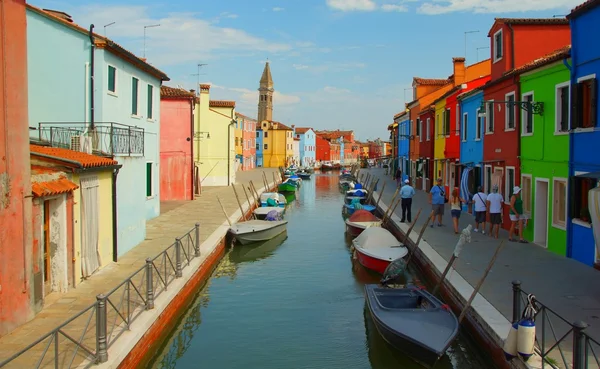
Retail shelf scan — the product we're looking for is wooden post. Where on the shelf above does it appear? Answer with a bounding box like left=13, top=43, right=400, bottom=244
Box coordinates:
left=383, top=197, right=402, bottom=225
left=249, top=181, right=259, bottom=202
left=262, top=172, right=269, bottom=190
left=382, top=188, right=400, bottom=222
left=432, top=225, right=472, bottom=295
left=242, top=184, right=253, bottom=214
left=272, top=172, right=278, bottom=187
left=367, top=179, right=379, bottom=203
left=458, top=241, right=506, bottom=323
left=402, top=209, right=423, bottom=242
left=231, top=184, right=246, bottom=220
left=252, top=181, right=262, bottom=201
left=405, top=210, right=434, bottom=265
left=375, top=181, right=387, bottom=209
left=216, top=197, right=232, bottom=227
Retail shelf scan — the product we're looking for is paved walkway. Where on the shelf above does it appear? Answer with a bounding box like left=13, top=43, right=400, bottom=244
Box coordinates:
left=0, top=168, right=280, bottom=368
left=360, top=168, right=600, bottom=345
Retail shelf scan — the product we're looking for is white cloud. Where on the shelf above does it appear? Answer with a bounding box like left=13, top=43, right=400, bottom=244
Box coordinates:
left=218, top=12, right=239, bottom=19
left=323, top=86, right=351, bottom=93
left=292, top=64, right=309, bottom=70
left=417, top=0, right=580, bottom=14
left=211, top=85, right=300, bottom=106
left=326, top=0, right=378, bottom=11
left=381, top=4, right=408, bottom=11
left=272, top=7, right=285, bottom=11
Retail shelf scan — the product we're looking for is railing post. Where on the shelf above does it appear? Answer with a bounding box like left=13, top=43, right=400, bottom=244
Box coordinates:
left=195, top=223, right=201, bottom=257
left=175, top=238, right=183, bottom=278
left=511, top=280, right=521, bottom=324
left=572, top=320, right=588, bottom=369
left=145, top=258, right=155, bottom=310
left=95, top=294, right=108, bottom=363
left=128, top=126, right=132, bottom=156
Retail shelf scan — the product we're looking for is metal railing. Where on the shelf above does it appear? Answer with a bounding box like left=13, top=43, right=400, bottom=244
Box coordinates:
left=36, top=122, right=145, bottom=156
left=0, top=223, right=201, bottom=369
left=511, top=281, right=600, bottom=369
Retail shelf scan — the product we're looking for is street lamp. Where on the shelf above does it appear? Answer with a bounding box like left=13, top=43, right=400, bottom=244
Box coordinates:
left=143, top=24, right=161, bottom=59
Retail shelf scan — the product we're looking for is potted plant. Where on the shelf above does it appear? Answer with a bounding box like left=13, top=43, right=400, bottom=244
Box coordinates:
left=580, top=207, right=591, bottom=223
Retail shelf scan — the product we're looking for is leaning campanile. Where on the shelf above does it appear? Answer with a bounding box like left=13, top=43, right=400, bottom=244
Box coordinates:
left=257, top=61, right=274, bottom=123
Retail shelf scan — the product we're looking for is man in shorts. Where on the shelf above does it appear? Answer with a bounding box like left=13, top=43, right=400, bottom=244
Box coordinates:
left=472, top=186, right=487, bottom=234
left=428, top=178, right=446, bottom=227
left=486, top=184, right=504, bottom=239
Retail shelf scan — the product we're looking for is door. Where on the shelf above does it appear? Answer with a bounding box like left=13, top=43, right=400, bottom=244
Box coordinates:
left=43, top=200, right=51, bottom=295
left=81, top=176, right=101, bottom=277
left=534, top=179, right=549, bottom=247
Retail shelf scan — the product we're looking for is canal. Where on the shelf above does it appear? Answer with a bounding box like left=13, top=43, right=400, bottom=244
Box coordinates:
left=146, top=172, right=490, bottom=369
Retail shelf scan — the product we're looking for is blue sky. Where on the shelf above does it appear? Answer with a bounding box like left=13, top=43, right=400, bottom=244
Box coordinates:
left=33, top=0, right=581, bottom=141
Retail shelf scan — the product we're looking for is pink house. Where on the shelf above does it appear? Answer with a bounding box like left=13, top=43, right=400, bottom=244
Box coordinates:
left=160, top=86, right=196, bottom=201
left=236, top=113, right=257, bottom=171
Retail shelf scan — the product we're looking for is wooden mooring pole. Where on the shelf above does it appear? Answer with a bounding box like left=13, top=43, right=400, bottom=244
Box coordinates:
left=405, top=210, right=434, bottom=265
left=432, top=225, right=472, bottom=296
left=231, top=184, right=246, bottom=220
left=216, top=197, right=232, bottom=227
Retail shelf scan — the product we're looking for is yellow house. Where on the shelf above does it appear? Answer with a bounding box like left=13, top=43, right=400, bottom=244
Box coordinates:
left=433, top=98, right=448, bottom=186
left=30, top=145, right=119, bottom=286
left=234, top=120, right=243, bottom=157
left=260, top=120, right=293, bottom=168
left=194, top=84, right=236, bottom=186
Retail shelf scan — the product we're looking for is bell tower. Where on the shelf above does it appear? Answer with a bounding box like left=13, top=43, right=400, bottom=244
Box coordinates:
left=258, top=61, right=274, bottom=123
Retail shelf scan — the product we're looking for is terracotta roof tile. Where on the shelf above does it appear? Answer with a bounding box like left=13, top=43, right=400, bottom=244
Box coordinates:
left=200, top=84, right=211, bottom=90
left=413, top=77, right=450, bottom=86
left=393, top=111, right=408, bottom=120
left=30, top=145, right=119, bottom=168
left=30, top=166, right=79, bottom=197
left=417, top=84, right=455, bottom=111
left=569, top=0, right=600, bottom=18
left=209, top=100, right=236, bottom=108
left=268, top=121, right=293, bottom=130
left=294, top=127, right=313, bottom=134
left=235, top=112, right=257, bottom=121
left=513, top=45, right=571, bottom=75
left=161, top=86, right=195, bottom=99
left=494, top=17, right=569, bottom=25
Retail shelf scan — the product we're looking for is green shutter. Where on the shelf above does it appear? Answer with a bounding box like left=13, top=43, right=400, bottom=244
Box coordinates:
left=132, top=77, right=139, bottom=115
left=147, top=85, right=153, bottom=119
left=146, top=162, right=152, bottom=197
left=108, top=66, right=116, bottom=92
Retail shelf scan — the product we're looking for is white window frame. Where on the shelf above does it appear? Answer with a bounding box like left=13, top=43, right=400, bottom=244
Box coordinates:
left=131, top=76, right=140, bottom=118
left=574, top=74, right=597, bottom=134
left=505, top=91, right=516, bottom=131
left=426, top=118, right=431, bottom=141
left=521, top=174, right=533, bottom=215
left=107, top=64, right=118, bottom=96
left=475, top=108, right=482, bottom=140
left=505, top=166, right=515, bottom=203
left=493, top=29, right=503, bottom=63
left=555, top=81, right=571, bottom=135
left=462, top=112, right=468, bottom=142
left=484, top=164, right=492, bottom=193
left=486, top=100, right=495, bottom=134
left=521, top=91, right=534, bottom=136
left=552, top=177, right=568, bottom=230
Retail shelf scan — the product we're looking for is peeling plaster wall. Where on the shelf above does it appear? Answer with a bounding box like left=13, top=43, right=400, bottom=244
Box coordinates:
left=48, top=195, right=68, bottom=293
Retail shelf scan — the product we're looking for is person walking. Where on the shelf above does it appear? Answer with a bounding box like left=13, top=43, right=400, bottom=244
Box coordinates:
left=509, top=186, right=528, bottom=243
left=486, top=184, right=504, bottom=239
left=472, top=186, right=487, bottom=234
left=450, top=188, right=467, bottom=234
left=400, top=179, right=415, bottom=223
left=428, top=177, right=446, bottom=228
left=395, top=168, right=402, bottom=187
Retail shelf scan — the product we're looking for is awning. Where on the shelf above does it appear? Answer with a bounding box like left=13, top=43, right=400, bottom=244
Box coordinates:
left=460, top=167, right=472, bottom=201
left=575, top=172, right=600, bottom=179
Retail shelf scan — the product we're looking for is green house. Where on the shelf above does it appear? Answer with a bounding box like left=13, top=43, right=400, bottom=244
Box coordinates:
left=519, top=46, right=571, bottom=255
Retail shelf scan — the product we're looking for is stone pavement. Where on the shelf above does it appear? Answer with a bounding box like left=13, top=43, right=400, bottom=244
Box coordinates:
left=361, top=169, right=600, bottom=350
left=0, top=167, right=280, bottom=368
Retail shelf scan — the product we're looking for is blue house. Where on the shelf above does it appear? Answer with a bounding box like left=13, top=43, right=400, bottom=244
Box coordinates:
left=567, top=0, right=600, bottom=267
left=26, top=6, right=169, bottom=258
left=396, top=112, right=410, bottom=178
left=294, top=127, right=316, bottom=167
left=256, top=129, right=264, bottom=167
left=457, top=88, right=485, bottom=197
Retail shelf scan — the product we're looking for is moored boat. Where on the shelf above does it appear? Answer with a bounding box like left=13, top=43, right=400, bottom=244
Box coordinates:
left=229, top=219, right=288, bottom=245
left=297, top=171, right=311, bottom=179
left=278, top=179, right=297, bottom=192
left=352, top=227, right=408, bottom=274
left=253, top=206, right=285, bottom=220
left=260, top=193, right=287, bottom=208
left=345, top=210, right=382, bottom=237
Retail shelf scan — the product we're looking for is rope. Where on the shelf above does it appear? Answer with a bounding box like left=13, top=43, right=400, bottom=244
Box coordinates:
left=522, top=294, right=538, bottom=321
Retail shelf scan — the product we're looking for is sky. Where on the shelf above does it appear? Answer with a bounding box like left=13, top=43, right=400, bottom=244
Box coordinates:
left=32, top=0, right=582, bottom=141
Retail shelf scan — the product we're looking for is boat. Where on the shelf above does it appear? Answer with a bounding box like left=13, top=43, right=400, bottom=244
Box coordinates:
left=253, top=206, right=285, bottom=220
left=346, top=188, right=368, bottom=198
left=278, top=179, right=297, bottom=192
left=321, top=161, right=334, bottom=171
left=352, top=227, right=408, bottom=274
left=344, top=195, right=368, bottom=205
left=229, top=219, right=288, bottom=245
left=260, top=193, right=287, bottom=208
left=364, top=259, right=459, bottom=368
left=345, top=210, right=382, bottom=237
left=229, top=231, right=288, bottom=263
left=297, top=171, right=312, bottom=179
left=343, top=199, right=376, bottom=215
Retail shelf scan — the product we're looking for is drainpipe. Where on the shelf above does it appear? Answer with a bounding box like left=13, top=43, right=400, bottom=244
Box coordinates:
left=507, top=24, right=515, bottom=70
left=189, top=96, right=195, bottom=200
left=88, top=24, right=95, bottom=129
left=227, top=108, right=235, bottom=185
left=111, top=168, right=120, bottom=262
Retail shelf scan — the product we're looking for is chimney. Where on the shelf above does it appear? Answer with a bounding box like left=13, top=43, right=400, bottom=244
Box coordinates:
left=199, top=84, right=211, bottom=95
left=452, top=57, right=466, bottom=86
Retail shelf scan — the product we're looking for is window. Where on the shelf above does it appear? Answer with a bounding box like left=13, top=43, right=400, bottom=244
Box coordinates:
left=486, top=101, right=494, bottom=133
left=426, top=118, right=431, bottom=141
left=416, top=118, right=420, bottom=136
left=476, top=109, right=483, bottom=140
left=444, top=109, right=451, bottom=136
left=505, top=167, right=515, bottom=200
left=521, top=175, right=532, bottom=214
left=455, top=105, right=460, bottom=136
left=147, top=85, right=153, bottom=119
left=522, top=93, right=533, bottom=135
left=552, top=179, right=567, bottom=228
left=572, top=77, right=597, bottom=129
left=146, top=162, right=153, bottom=198
left=264, top=132, right=268, bottom=138
left=556, top=82, right=570, bottom=133
left=235, top=137, right=239, bottom=146
left=485, top=165, right=492, bottom=193
left=256, top=143, right=259, bottom=150
left=571, top=175, right=597, bottom=223
left=131, top=77, right=139, bottom=115
left=108, top=65, right=117, bottom=93
left=419, top=120, right=423, bottom=142
left=264, top=144, right=268, bottom=150
left=505, top=92, right=515, bottom=130
left=256, top=131, right=259, bottom=137
left=462, top=113, right=468, bottom=141
left=493, top=29, right=503, bottom=63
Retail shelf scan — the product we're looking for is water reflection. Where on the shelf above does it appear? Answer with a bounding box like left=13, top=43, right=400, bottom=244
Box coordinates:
left=228, top=231, right=288, bottom=264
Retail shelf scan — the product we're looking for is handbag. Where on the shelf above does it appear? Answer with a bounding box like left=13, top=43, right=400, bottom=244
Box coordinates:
left=437, top=186, right=449, bottom=203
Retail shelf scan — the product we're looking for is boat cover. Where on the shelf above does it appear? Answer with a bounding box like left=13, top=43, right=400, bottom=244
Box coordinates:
left=353, top=227, right=408, bottom=260
left=349, top=210, right=379, bottom=222
left=351, top=197, right=364, bottom=210
left=355, top=183, right=363, bottom=190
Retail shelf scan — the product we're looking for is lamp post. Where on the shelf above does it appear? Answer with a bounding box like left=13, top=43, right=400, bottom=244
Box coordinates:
left=143, top=24, right=160, bottom=59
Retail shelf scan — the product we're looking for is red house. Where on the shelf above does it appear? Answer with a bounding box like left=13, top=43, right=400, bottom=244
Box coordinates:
left=159, top=86, right=196, bottom=201
left=482, top=18, right=571, bottom=229
left=315, top=134, right=331, bottom=162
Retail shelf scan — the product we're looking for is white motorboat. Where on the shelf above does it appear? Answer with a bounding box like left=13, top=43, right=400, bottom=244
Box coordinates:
left=229, top=220, right=288, bottom=245
left=352, top=227, right=408, bottom=274
left=253, top=206, right=285, bottom=220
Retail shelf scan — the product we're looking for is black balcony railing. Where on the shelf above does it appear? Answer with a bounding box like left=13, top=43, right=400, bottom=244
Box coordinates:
left=36, top=122, right=144, bottom=156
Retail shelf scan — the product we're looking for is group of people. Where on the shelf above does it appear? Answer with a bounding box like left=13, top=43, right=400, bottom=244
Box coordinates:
left=394, top=171, right=529, bottom=243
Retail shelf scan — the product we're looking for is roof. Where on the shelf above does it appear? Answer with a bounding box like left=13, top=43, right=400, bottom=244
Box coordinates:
left=30, top=145, right=119, bottom=169
left=26, top=5, right=169, bottom=82
left=315, top=130, right=354, bottom=140
left=235, top=112, right=257, bottom=121
left=268, top=121, right=293, bottom=130
left=293, top=137, right=300, bottom=141
left=161, top=86, right=195, bottom=99
left=433, top=85, right=463, bottom=105
left=260, top=62, right=274, bottom=88
left=457, top=87, right=483, bottom=101
left=417, top=84, right=455, bottom=111
left=209, top=100, right=236, bottom=108
left=294, top=127, right=313, bottom=134
left=393, top=110, right=408, bottom=120
left=514, top=45, right=571, bottom=75
left=488, top=17, right=569, bottom=36
left=413, top=77, right=450, bottom=86
left=569, top=0, right=600, bottom=18
left=30, top=166, right=79, bottom=197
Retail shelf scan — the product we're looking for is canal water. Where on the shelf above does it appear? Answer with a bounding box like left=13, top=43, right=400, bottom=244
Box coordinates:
left=147, top=172, right=489, bottom=369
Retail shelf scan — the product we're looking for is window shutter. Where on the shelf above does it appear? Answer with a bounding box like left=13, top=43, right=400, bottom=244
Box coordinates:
left=571, top=82, right=580, bottom=129
left=591, top=78, right=597, bottom=127
left=146, top=163, right=152, bottom=197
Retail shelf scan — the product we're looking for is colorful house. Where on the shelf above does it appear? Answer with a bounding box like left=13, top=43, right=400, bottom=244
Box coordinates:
left=256, top=129, right=264, bottom=167
left=259, top=120, right=293, bottom=168
left=234, top=116, right=243, bottom=163
left=481, top=17, right=570, bottom=230
left=315, top=134, right=330, bottom=162
left=387, top=121, right=398, bottom=173
left=194, top=84, right=236, bottom=186
left=294, top=127, right=316, bottom=167
left=396, top=112, right=410, bottom=177
left=292, top=137, right=300, bottom=165
left=458, top=89, right=486, bottom=196
left=160, top=86, right=196, bottom=201
left=516, top=47, right=572, bottom=254
left=433, top=95, right=449, bottom=189
left=0, top=0, right=35, bottom=336
left=236, top=113, right=257, bottom=171
left=26, top=5, right=169, bottom=257
left=567, top=0, right=600, bottom=267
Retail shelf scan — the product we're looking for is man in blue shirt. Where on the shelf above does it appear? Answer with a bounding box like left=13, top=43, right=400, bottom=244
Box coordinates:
left=428, top=177, right=446, bottom=227
left=400, top=179, right=415, bottom=222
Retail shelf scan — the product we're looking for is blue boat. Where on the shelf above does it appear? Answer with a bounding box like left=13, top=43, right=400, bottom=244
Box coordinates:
left=344, top=197, right=376, bottom=215
left=260, top=193, right=287, bottom=208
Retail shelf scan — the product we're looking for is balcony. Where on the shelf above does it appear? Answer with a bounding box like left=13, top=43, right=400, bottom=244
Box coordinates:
left=35, top=122, right=145, bottom=157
